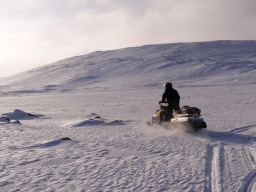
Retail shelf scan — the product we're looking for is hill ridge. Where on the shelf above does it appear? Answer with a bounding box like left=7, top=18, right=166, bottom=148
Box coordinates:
left=0, top=40, right=255, bottom=94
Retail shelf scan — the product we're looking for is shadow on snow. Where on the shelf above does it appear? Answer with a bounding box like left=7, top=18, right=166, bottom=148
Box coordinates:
left=203, top=125, right=256, bottom=145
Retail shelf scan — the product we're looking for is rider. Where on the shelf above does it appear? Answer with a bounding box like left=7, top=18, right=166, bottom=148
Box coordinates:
left=160, top=82, right=180, bottom=120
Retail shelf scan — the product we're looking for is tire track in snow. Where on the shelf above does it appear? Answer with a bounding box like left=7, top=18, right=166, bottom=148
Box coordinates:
left=239, top=148, right=256, bottom=192
left=204, top=144, right=213, bottom=192
left=248, top=149, right=256, bottom=165
left=204, top=144, right=224, bottom=192
left=211, top=145, right=223, bottom=192
left=217, top=145, right=255, bottom=191
left=241, top=148, right=255, bottom=172
left=239, top=170, right=256, bottom=192
left=246, top=172, right=256, bottom=192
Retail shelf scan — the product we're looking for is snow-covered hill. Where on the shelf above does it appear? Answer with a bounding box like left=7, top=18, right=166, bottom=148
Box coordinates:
left=0, top=40, right=255, bottom=95
left=0, top=41, right=256, bottom=191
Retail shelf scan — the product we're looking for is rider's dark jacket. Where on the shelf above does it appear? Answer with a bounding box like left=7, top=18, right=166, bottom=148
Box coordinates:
left=161, top=87, right=180, bottom=111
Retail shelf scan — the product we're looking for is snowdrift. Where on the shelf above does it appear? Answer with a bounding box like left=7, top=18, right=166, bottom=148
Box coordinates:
left=65, top=113, right=127, bottom=127
left=0, top=109, right=42, bottom=124
left=2, top=109, right=40, bottom=120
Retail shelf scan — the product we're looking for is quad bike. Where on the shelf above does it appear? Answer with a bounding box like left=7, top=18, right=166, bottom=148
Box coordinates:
left=152, top=102, right=207, bottom=132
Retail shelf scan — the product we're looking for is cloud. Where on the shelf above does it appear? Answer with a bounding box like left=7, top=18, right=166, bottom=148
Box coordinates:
left=138, top=0, right=256, bottom=42
left=0, top=0, right=256, bottom=77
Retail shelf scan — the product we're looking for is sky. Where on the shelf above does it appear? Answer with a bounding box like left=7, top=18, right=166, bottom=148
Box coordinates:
left=1, top=0, right=256, bottom=77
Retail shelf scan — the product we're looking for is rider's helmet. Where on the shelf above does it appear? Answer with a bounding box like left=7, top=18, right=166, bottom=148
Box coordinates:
left=164, top=82, right=172, bottom=89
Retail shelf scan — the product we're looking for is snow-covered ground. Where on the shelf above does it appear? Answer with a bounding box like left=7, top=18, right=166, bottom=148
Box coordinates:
left=0, top=40, right=256, bottom=191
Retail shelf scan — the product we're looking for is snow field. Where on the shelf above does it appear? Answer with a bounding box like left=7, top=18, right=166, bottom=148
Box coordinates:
left=0, top=41, right=256, bottom=191
left=0, top=83, right=255, bottom=191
